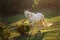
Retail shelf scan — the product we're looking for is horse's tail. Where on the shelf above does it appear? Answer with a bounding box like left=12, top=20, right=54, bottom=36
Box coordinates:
left=45, top=23, right=53, bottom=26
left=42, top=19, right=53, bottom=27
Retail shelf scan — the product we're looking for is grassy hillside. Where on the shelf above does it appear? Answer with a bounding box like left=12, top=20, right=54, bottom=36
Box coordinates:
left=1, top=9, right=60, bottom=40
left=8, top=14, right=60, bottom=40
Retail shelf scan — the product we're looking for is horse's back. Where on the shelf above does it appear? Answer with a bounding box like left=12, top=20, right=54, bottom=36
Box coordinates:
left=35, top=13, right=44, bottom=20
left=37, top=13, right=44, bottom=17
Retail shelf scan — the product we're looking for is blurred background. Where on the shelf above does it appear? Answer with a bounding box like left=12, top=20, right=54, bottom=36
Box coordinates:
left=0, top=0, right=60, bottom=24
left=0, top=0, right=60, bottom=40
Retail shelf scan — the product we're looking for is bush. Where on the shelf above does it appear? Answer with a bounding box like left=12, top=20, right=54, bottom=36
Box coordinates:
left=0, top=22, right=10, bottom=40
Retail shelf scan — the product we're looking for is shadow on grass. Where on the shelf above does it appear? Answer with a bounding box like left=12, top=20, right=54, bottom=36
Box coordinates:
left=28, top=32, right=47, bottom=40
left=14, top=31, right=48, bottom=40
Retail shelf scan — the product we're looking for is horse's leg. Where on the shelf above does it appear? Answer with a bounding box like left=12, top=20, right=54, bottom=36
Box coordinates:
left=27, top=23, right=34, bottom=40
left=37, top=21, right=43, bottom=36
left=28, top=23, right=34, bottom=36
left=30, top=23, right=34, bottom=35
left=42, top=19, right=47, bottom=25
left=38, top=21, right=42, bottom=31
left=42, top=19, right=53, bottom=26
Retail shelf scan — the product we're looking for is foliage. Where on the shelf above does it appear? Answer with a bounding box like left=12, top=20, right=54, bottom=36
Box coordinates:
left=0, top=0, right=60, bottom=40
left=0, top=20, right=31, bottom=40
left=16, top=24, right=30, bottom=35
left=0, top=22, right=10, bottom=40
left=0, top=0, right=60, bottom=16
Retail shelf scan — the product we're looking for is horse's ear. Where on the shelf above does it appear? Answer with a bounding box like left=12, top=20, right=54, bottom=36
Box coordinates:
left=24, top=9, right=27, bottom=12
left=24, top=8, right=28, bottom=10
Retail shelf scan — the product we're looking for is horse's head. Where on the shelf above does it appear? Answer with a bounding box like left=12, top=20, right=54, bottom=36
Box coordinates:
left=24, top=9, right=33, bottom=19
left=24, top=9, right=32, bottom=17
left=24, top=10, right=30, bottom=19
left=24, top=9, right=30, bottom=14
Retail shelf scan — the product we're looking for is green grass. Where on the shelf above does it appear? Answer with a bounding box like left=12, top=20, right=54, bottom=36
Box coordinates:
left=1, top=9, right=60, bottom=40
left=8, top=16, right=60, bottom=40
left=2, top=14, right=25, bottom=24
left=42, top=16, right=60, bottom=40
left=12, top=16, right=60, bottom=40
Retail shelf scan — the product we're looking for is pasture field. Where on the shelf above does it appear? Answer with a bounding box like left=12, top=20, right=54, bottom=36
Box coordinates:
left=0, top=9, right=60, bottom=40
left=9, top=16, right=60, bottom=40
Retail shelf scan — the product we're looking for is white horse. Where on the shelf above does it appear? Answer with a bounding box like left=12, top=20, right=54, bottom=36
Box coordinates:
left=24, top=10, right=52, bottom=34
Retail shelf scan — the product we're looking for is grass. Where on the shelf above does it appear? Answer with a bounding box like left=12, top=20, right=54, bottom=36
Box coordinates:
left=2, top=14, right=25, bottom=24
left=8, top=15, right=60, bottom=40
left=1, top=9, right=60, bottom=40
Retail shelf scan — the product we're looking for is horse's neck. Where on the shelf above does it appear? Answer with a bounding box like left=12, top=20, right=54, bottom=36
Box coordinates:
left=26, top=11, right=35, bottom=18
